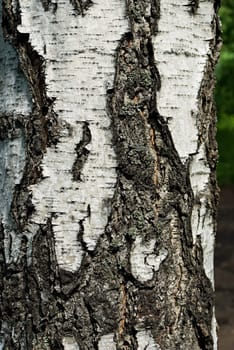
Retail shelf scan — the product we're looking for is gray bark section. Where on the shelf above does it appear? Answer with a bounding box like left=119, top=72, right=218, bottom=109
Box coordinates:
left=0, top=0, right=219, bottom=349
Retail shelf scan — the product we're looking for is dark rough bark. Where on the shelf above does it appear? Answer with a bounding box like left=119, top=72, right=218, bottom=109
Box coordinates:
left=106, top=2, right=216, bottom=346
left=0, top=0, right=219, bottom=349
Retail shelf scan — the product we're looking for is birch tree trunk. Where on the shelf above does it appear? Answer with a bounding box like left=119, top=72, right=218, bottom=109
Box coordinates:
left=0, top=0, right=221, bottom=349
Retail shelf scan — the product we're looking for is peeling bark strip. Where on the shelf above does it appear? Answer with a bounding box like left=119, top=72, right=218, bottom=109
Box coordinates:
left=0, top=1, right=220, bottom=350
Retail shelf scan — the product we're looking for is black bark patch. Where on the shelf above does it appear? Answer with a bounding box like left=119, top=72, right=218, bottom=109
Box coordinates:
left=39, top=0, right=57, bottom=13
left=39, top=0, right=52, bottom=11
left=0, top=113, right=25, bottom=140
left=70, top=0, right=93, bottom=16
left=187, top=0, right=200, bottom=15
left=72, top=122, right=91, bottom=181
left=39, top=0, right=93, bottom=15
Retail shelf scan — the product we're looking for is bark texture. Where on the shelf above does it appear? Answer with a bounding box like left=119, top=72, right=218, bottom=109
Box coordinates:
left=0, top=0, right=220, bottom=349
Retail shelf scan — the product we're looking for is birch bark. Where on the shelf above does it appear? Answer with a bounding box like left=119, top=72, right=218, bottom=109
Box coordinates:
left=0, top=0, right=220, bottom=349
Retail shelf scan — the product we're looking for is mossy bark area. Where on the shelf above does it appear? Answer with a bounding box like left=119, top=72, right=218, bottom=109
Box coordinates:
left=0, top=1, right=220, bottom=349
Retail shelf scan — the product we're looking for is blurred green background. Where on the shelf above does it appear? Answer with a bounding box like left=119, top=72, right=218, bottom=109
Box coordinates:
left=216, top=0, right=234, bottom=185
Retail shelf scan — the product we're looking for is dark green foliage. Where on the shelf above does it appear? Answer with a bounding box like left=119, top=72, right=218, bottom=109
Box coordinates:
left=217, top=116, right=234, bottom=185
left=215, top=0, right=234, bottom=184
left=215, top=0, right=234, bottom=116
left=216, top=56, right=234, bottom=116
left=219, top=0, right=234, bottom=52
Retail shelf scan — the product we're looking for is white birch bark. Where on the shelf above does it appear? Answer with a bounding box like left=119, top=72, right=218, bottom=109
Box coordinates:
left=16, top=0, right=128, bottom=271
left=0, top=0, right=32, bottom=264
